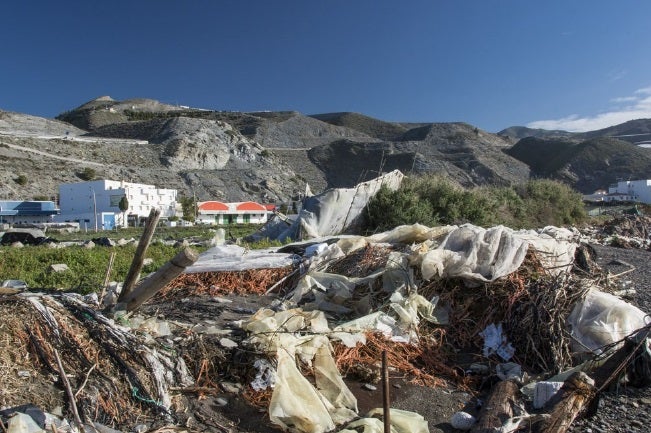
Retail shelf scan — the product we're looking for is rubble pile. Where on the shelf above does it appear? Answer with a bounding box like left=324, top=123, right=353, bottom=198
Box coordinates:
left=581, top=214, right=651, bottom=249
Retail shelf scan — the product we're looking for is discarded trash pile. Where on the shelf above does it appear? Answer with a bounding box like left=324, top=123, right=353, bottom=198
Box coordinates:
left=0, top=293, right=192, bottom=431
left=581, top=214, right=651, bottom=249
left=2, top=221, right=651, bottom=433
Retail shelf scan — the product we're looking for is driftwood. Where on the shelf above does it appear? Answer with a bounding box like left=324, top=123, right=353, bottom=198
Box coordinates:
left=470, top=379, right=520, bottom=433
left=121, top=247, right=198, bottom=312
left=530, top=371, right=596, bottom=433
left=118, top=208, right=161, bottom=302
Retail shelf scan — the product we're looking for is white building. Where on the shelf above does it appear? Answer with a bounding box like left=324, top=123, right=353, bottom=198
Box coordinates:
left=607, top=179, right=651, bottom=204
left=196, top=201, right=272, bottom=225
left=57, top=180, right=178, bottom=229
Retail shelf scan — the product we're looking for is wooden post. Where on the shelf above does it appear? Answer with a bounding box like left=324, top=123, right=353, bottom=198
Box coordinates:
left=470, top=379, right=520, bottom=433
left=122, top=247, right=198, bottom=312
left=118, top=208, right=161, bottom=303
left=99, top=251, right=116, bottom=304
left=530, top=372, right=596, bottom=433
left=382, top=350, right=390, bottom=433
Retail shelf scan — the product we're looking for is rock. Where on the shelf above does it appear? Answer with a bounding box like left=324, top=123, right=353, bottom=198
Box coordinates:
left=362, top=383, right=377, bottom=391
left=83, top=240, right=95, bottom=249
left=215, top=397, right=228, bottom=407
left=220, top=382, right=241, bottom=394
left=143, top=258, right=154, bottom=266
left=219, top=338, right=238, bottom=349
left=10, top=241, right=24, bottom=248
left=49, top=263, right=70, bottom=273
left=133, top=424, right=148, bottom=433
left=450, top=411, right=476, bottom=430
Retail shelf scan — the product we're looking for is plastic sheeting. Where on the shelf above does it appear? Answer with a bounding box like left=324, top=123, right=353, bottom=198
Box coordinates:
left=419, top=224, right=578, bottom=285
left=567, top=287, right=651, bottom=354
left=243, top=309, right=358, bottom=433
left=184, top=244, right=297, bottom=273
left=339, top=408, right=429, bottom=433
left=268, top=170, right=405, bottom=241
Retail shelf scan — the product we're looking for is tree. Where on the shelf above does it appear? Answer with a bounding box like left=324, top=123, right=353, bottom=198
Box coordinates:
left=118, top=196, right=129, bottom=227
left=179, top=196, right=196, bottom=222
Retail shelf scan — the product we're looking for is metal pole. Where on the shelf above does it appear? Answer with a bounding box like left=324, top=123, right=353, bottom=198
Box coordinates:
left=91, top=187, right=98, bottom=232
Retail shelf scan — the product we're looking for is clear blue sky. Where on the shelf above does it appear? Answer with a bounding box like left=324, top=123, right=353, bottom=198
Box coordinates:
left=2, top=1, right=650, bottom=132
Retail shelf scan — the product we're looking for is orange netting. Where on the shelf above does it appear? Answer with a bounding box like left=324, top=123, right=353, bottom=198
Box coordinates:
left=160, top=267, right=294, bottom=297
left=334, top=330, right=470, bottom=390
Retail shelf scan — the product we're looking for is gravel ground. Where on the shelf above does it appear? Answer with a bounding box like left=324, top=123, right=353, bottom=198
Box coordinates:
left=568, top=244, right=651, bottom=433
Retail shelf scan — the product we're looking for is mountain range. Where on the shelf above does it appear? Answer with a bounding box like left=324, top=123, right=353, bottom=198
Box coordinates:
left=1, top=96, right=651, bottom=204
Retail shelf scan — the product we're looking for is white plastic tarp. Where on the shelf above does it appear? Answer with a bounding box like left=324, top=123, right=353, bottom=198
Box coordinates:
left=419, top=224, right=578, bottom=285
left=184, top=244, right=296, bottom=273
left=567, top=287, right=650, bottom=354
left=273, top=170, right=404, bottom=241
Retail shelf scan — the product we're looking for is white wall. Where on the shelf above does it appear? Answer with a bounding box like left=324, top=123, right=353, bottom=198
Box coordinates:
left=608, top=180, right=651, bottom=204
left=57, top=179, right=178, bottom=228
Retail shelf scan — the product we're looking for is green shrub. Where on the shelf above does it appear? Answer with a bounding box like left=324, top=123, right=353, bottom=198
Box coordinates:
left=14, top=174, right=28, bottom=185
left=78, top=167, right=97, bottom=181
left=363, top=175, right=586, bottom=232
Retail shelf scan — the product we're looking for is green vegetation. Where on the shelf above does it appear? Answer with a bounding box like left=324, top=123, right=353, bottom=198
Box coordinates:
left=14, top=174, right=28, bottom=185
left=0, top=243, right=179, bottom=293
left=178, top=196, right=197, bottom=222
left=364, top=175, right=586, bottom=232
left=77, top=167, right=97, bottom=181
left=0, top=224, right=267, bottom=293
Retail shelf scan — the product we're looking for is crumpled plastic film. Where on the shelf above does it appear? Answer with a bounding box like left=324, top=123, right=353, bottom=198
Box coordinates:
left=567, top=287, right=650, bottom=354
left=244, top=309, right=359, bottom=433
left=421, top=224, right=529, bottom=284
left=339, top=408, right=428, bottom=433
left=269, top=349, right=337, bottom=433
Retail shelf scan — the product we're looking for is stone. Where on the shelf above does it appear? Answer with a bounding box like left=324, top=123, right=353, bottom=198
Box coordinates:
left=362, top=383, right=377, bottom=391
left=49, top=263, right=70, bottom=273
left=220, top=382, right=241, bottom=394
left=215, top=397, right=228, bottom=407
left=219, top=338, right=238, bottom=349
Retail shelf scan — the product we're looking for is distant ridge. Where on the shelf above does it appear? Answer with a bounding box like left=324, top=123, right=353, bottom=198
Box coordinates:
left=1, top=96, right=651, bottom=201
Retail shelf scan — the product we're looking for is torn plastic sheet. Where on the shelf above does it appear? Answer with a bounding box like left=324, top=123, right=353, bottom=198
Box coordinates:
left=243, top=309, right=358, bottom=433
left=479, top=323, right=515, bottom=361
left=567, top=287, right=650, bottom=354
left=420, top=225, right=529, bottom=284
left=251, top=358, right=276, bottom=391
left=340, top=408, right=428, bottom=433
left=184, top=244, right=296, bottom=273
left=420, top=224, right=578, bottom=285
left=334, top=293, right=448, bottom=343
left=262, top=170, right=405, bottom=242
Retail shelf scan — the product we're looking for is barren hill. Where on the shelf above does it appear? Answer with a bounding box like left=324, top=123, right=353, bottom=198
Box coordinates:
left=506, top=136, right=651, bottom=192
left=3, top=96, right=651, bottom=203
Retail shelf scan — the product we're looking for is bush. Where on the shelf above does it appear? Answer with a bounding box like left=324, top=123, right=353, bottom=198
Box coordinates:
left=362, top=175, right=586, bottom=233
left=78, top=167, right=97, bottom=181
left=14, top=174, right=28, bottom=185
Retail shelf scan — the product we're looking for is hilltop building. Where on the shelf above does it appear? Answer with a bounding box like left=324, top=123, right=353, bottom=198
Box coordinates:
left=56, top=180, right=178, bottom=229
left=0, top=200, right=59, bottom=226
left=196, top=201, right=273, bottom=225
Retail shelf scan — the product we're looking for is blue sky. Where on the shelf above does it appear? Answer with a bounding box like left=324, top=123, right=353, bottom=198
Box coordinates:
left=2, top=1, right=650, bottom=133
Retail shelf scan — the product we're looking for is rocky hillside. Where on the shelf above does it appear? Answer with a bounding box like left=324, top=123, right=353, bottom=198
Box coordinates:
left=506, top=136, right=651, bottom=192
left=2, top=96, right=651, bottom=203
